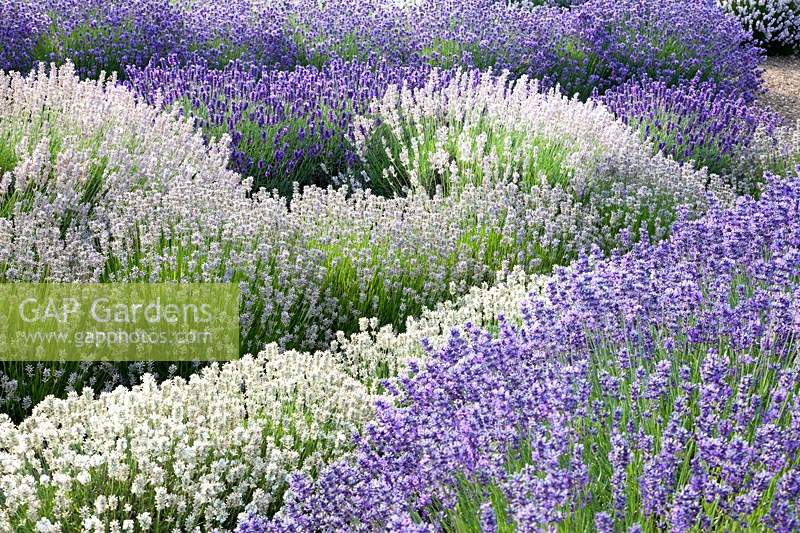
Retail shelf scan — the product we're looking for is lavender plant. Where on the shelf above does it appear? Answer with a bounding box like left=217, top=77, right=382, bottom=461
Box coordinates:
left=278, top=0, right=553, bottom=75
left=511, top=0, right=583, bottom=6
left=175, top=0, right=296, bottom=68
left=114, top=0, right=765, bottom=196
left=545, top=0, right=764, bottom=100
left=0, top=62, right=252, bottom=417
left=282, top=0, right=406, bottom=68
left=0, top=265, right=550, bottom=530
left=717, top=0, right=800, bottom=52
left=0, top=0, right=47, bottom=73
left=247, top=172, right=800, bottom=531
left=33, top=0, right=191, bottom=79
left=602, top=78, right=788, bottom=193
left=328, top=267, right=547, bottom=387
left=0, top=348, right=375, bottom=531
left=749, top=118, right=800, bottom=178
left=355, top=69, right=728, bottom=235
left=126, top=57, right=438, bottom=194
left=281, top=0, right=763, bottom=100
left=30, top=0, right=295, bottom=79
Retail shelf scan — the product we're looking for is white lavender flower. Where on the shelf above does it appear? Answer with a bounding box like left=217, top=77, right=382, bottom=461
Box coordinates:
left=717, top=0, right=800, bottom=50
left=0, top=346, right=373, bottom=531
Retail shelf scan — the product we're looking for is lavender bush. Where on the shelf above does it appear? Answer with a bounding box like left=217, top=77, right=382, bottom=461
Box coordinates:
left=282, top=0, right=406, bottom=67
left=30, top=0, right=295, bottom=79
left=33, top=0, right=191, bottom=79
left=355, top=69, right=728, bottom=216
left=286, top=0, right=762, bottom=100
left=175, top=0, right=296, bottom=68
left=717, top=0, right=800, bottom=52
left=280, top=0, right=555, bottom=75
left=512, top=0, right=583, bottom=6
left=0, top=348, right=376, bottom=531
left=246, top=172, right=800, bottom=531
left=544, top=0, right=764, bottom=100
left=0, top=0, right=47, bottom=73
left=0, top=62, right=252, bottom=418
left=126, top=57, right=438, bottom=194
left=602, top=78, right=787, bottom=193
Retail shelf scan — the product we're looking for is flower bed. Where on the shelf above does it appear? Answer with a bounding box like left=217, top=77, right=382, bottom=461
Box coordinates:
left=1, top=64, right=726, bottom=418
left=246, top=172, right=800, bottom=531
left=1, top=1, right=799, bottom=530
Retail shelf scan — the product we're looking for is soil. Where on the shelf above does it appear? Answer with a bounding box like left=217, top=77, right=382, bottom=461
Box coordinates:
left=761, top=55, right=800, bottom=124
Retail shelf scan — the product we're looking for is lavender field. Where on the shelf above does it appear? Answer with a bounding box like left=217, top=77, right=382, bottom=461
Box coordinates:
left=1, top=0, right=800, bottom=531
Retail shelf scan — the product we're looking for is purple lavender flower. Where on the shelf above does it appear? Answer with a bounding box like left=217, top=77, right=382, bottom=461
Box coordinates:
left=766, top=469, right=800, bottom=532
left=546, top=0, right=764, bottom=100
left=602, top=77, right=782, bottom=190
left=127, top=57, right=440, bottom=193
left=594, top=511, right=614, bottom=533
left=0, top=0, right=47, bottom=72
left=35, top=0, right=192, bottom=79
left=32, top=0, right=296, bottom=79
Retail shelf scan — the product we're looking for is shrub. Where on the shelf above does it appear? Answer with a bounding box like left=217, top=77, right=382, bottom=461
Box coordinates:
left=0, top=0, right=47, bottom=72
left=31, top=0, right=295, bottom=79
left=0, top=63, right=246, bottom=285
left=280, top=0, right=407, bottom=68
left=174, top=0, right=296, bottom=68
left=34, top=0, right=191, bottom=79
left=126, top=57, right=438, bottom=194
left=0, top=347, right=374, bottom=531
left=328, top=266, right=546, bottom=387
left=748, top=118, right=800, bottom=178
left=279, top=0, right=552, bottom=73
left=285, top=0, right=763, bottom=100
left=545, top=0, right=764, bottom=100
left=512, top=0, right=583, bottom=6
left=0, top=256, right=548, bottom=530
left=0, top=62, right=253, bottom=417
left=356, top=69, right=727, bottom=242
left=248, top=172, right=800, bottom=531
left=117, top=2, right=765, bottom=193
left=602, top=77, right=788, bottom=193
left=717, top=0, right=800, bottom=52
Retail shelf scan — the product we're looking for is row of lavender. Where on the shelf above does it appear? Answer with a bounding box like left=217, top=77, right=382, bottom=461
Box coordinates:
left=0, top=0, right=764, bottom=89
left=530, top=0, right=800, bottom=52
left=122, top=57, right=800, bottom=199
left=1, top=0, right=783, bottom=195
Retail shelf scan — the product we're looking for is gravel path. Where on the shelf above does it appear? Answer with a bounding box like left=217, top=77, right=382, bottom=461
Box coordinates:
left=761, top=55, right=800, bottom=124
